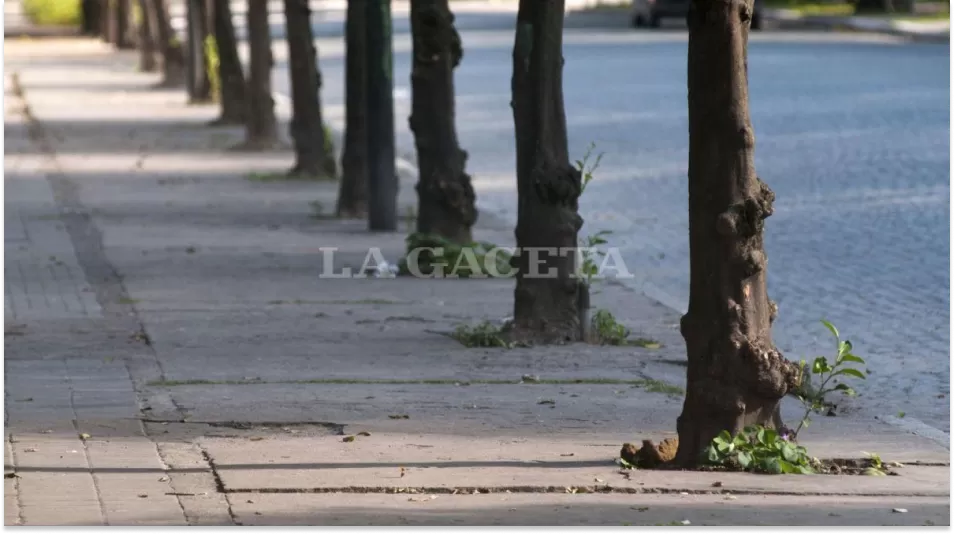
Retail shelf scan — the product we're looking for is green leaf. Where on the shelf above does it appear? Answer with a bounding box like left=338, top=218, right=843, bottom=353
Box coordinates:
left=863, top=467, right=887, bottom=477
left=834, top=383, right=857, bottom=396
left=796, top=465, right=814, bottom=475
left=706, top=446, right=721, bottom=464
left=781, top=443, right=799, bottom=463
left=779, top=459, right=797, bottom=474
left=761, top=457, right=782, bottom=474
left=834, top=368, right=866, bottom=380
left=840, top=353, right=865, bottom=364
left=736, top=450, right=752, bottom=468
left=820, top=319, right=839, bottom=340
left=812, top=357, right=831, bottom=374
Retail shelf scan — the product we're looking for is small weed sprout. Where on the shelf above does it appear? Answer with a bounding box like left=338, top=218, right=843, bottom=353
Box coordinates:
left=575, top=143, right=610, bottom=289
left=451, top=322, right=512, bottom=348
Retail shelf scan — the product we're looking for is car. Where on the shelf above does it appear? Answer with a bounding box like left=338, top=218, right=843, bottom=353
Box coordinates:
left=631, top=0, right=763, bottom=30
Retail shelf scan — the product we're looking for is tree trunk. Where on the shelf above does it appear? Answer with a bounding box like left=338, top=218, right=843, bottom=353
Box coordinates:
left=365, top=0, right=398, bottom=231
left=210, top=0, right=246, bottom=124
left=150, top=0, right=186, bottom=87
left=507, top=0, right=585, bottom=345
left=409, top=0, right=477, bottom=244
left=284, top=0, right=337, bottom=177
left=242, top=0, right=280, bottom=149
left=113, top=0, right=135, bottom=49
left=336, top=0, right=370, bottom=218
left=136, top=0, right=158, bottom=72
left=675, top=0, right=799, bottom=466
left=186, top=0, right=213, bottom=103
left=100, top=0, right=112, bottom=42
left=82, top=0, right=103, bottom=36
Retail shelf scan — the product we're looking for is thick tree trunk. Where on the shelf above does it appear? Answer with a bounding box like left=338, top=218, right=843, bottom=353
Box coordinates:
left=136, top=0, right=158, bottom=72
left=185, top=0, right=213, bottom=103
left=242, top=0, right=280, bottom=149
left=507, top=0, right=585, bottom=344
left=100, top=0, right=112, bottom=42
left=675, top=0, right=799, bottom=467
left=409, top=0, right=477, bottom=244
left=210, top=0, right=246, bottom=124
left=284, top=0, right=337, bottom=177
left=336, top=0, right=370, bottom=218
left=151, top=0, right=186, bottom=87
left=82, top=0, right=103, bottom=36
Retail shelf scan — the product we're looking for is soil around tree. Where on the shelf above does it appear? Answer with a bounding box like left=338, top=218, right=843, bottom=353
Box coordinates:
left=620, top=439, right=902, bottom=476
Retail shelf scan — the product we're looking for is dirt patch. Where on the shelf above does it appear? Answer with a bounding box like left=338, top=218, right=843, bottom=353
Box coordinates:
left=619, top=439, right=901, bottom=476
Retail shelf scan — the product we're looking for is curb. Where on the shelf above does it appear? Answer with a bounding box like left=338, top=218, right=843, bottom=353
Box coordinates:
left=764, top=9, right=950, bottom=43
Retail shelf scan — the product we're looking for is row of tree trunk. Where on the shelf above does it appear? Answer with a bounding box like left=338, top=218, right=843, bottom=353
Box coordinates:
left=88, top=0, right=796, bottom=466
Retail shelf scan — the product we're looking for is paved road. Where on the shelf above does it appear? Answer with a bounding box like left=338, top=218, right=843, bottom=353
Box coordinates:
left=240, top=15, right=950, bottom=432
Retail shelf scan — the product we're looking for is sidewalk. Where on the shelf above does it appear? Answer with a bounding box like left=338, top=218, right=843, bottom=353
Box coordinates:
left=3, top=38, right=950, bottom=526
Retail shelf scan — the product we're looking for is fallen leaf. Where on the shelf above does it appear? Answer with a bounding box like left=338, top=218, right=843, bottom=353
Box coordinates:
left=594, top=478, right=604, bottom=483
left=388, top=414, right=410, bottom=419
left=560, top=453, right=575, bottom=457
left=680, top=520, right=691, bottom=525
left=249, top=437, right=264, bottom=441
left=24, top=448, right=37, bottom=453
left=79, top=433, right=91, bottom=440
left=138, top=494, right=148, bottom=498
left=4, top=473, right=20, bottom=479
left=724, top=495, right=738, bottom=501
left=679, top=492, right=689, bottom=495
left=632, top=506, right=650, bottom=512
left=711, top=481, right=723, bottom=488
left=358, top=431, right=371, bottom=437
left=537, top=399, right=556, bottom=405
left=892, top=508, right=908, bottom=514
left=342, top=436, right=356, bottom=443
left=158, top=476, right=169, bottom=482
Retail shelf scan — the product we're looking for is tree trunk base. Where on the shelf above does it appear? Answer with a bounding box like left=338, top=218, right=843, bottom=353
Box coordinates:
left=207, top=115, right=244, bottom=127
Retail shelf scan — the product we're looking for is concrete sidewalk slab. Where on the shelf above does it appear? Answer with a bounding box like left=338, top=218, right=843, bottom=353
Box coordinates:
left=229, top=493, right=949, bottom=526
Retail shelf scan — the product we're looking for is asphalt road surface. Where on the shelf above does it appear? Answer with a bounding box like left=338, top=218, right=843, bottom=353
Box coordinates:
left=243, top=13, right=950, bottom=435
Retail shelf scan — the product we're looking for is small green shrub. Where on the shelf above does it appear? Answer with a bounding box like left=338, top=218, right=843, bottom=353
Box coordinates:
left=398, top=233, right=513, bottom=278
left=705, top=425, right=815, bottom=474
left=23, top=0, right=81, bottom=26
left=451, top=322, right=511, bottom=348
left=591, top=309, right=629, bottom=345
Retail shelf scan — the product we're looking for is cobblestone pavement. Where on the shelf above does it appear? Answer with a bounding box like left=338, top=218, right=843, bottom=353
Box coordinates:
left=276, top=31, right=950, bottom=430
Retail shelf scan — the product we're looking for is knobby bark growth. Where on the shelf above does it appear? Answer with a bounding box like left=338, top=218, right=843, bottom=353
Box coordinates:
left=675, top=0, right=799, bottom=466
left=136, top=0, right=158, bottom=72
left=284, top=0, right=337, bottom=177
left=242, top=0, right=280, bottom=149
left=508, top=0, right=586, bottom=344
left=210, top=0, right=246, bottom=124
left=409, top=0, right=477, bottom=243
left=336, top=0, right=369, bottom=218
left=185, top=0, right=213, bottom=103
left=150, top=0, right=186, bottom=87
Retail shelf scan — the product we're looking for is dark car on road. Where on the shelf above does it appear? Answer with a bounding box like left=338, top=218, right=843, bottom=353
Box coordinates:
left=630, top=0, right=764, bottom=29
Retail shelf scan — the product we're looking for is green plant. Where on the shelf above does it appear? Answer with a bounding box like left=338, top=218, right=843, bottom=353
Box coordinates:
left=575, top=144, right=611, bottom=288
left=704, top=425, right=815, bottom=474
left=591, top=309, right=629, bottom=345
left=22, top=0, right=81, bottom=26
left=204, top=35, right=221, bottom=103
left=398, top=233, right=513, bottom=278
left=791, top=320, right=867, bottom=439
left=451, top=322, right=512, bottom=348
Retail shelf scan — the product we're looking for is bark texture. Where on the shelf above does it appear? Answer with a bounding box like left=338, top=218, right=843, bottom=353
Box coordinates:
left=211, top=0, right=246, bottom=124
left=409, top=0, right=477, bottom=244
left=336, top=0, right=370, bottom=218
left=675, top=0, right=799, bottom=466
left=136, top=0, right=158, bottom=72
left=185, top=0, right=213, bottom=103
left=111, top=0, right=135, bottom=49
left=284, top=0, right=337, bottom=177
left=151, top=0, right=186, bottom=87
left=243, top=0, right=279, bottom=149
left=508, top=0, right=586, bottom=344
